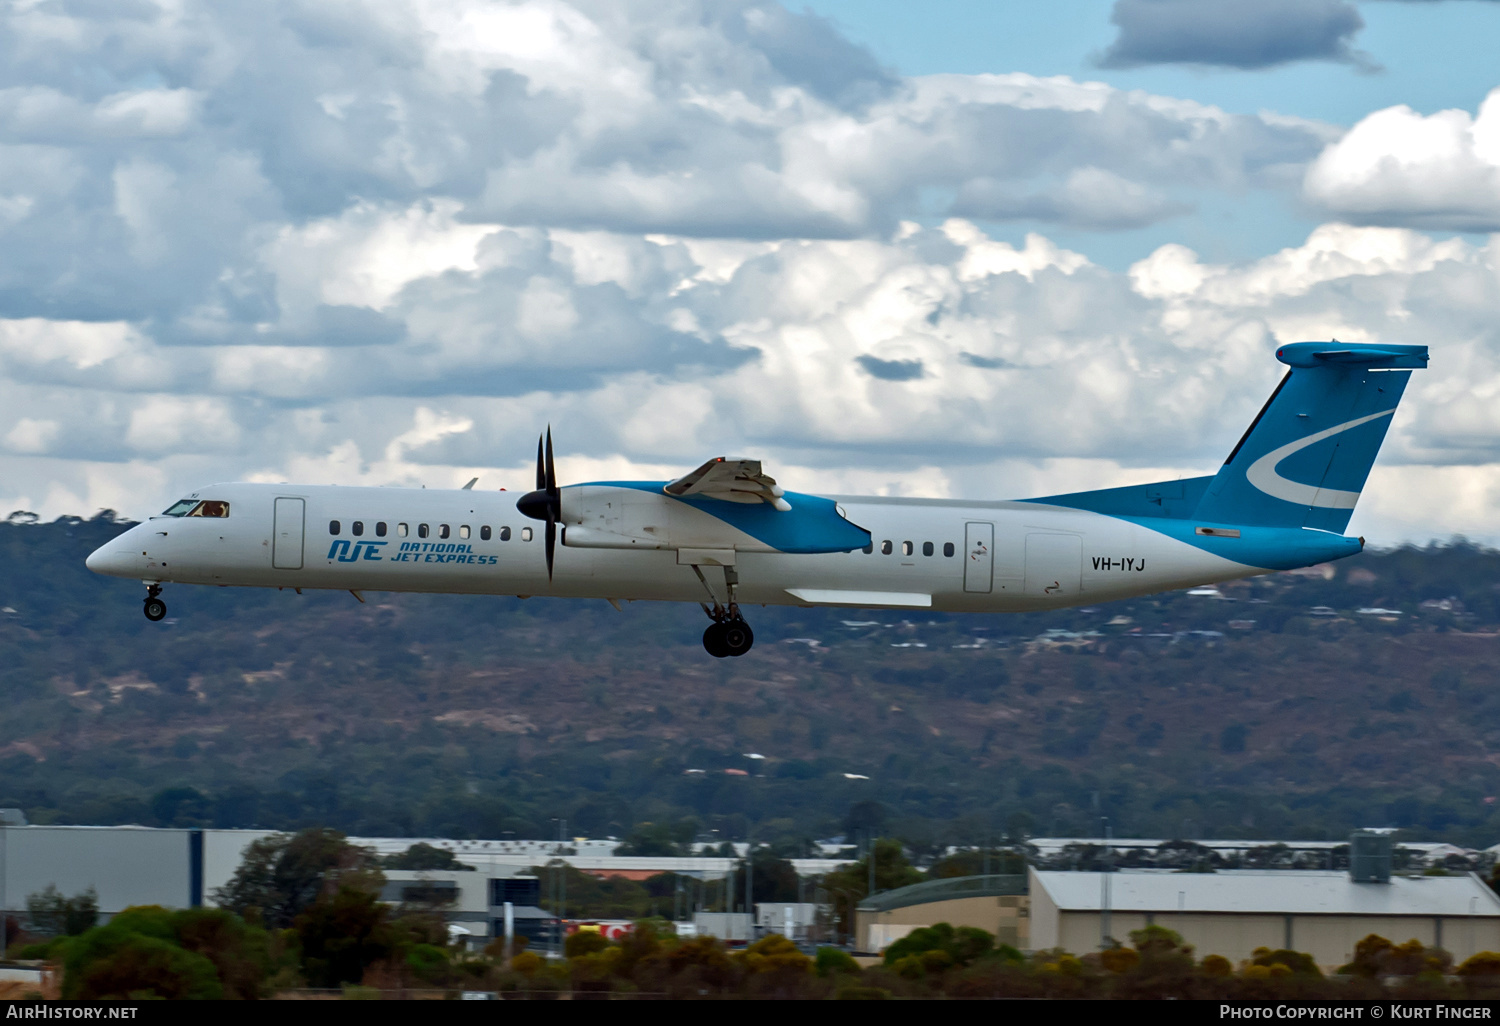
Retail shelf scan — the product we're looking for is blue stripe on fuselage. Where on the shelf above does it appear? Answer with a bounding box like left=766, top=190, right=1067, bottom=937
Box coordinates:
left=585, top=481, right=871, bottom=554
left=1117, top=516, right=1362, bottom=571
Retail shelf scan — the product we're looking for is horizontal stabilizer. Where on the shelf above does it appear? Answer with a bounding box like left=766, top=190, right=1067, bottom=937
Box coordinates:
left=1276, top=341, right=1428, bottom=369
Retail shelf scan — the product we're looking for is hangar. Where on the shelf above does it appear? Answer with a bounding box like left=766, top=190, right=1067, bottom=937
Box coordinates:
left=1028, top=866, right=1500, bottom=967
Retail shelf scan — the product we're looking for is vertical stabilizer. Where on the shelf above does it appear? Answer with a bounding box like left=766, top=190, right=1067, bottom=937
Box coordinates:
left=1192, top=341, right=1428, bottom=532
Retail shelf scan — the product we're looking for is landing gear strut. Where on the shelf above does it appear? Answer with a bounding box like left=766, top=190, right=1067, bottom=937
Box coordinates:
left=691, top=564, right=754, bottom=658
left=143, top=584, right=166, bottom=622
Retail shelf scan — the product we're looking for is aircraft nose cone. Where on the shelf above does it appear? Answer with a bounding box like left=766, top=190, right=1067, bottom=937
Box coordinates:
left=86, top=537, right=139, bottom=577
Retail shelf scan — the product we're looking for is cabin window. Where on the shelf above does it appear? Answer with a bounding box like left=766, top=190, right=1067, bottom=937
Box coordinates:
left=187, top=500, right=229, bottom=518
left=459, top=525, right=470, bottom=540
left=862, top=543, right=873, bottom=554
left=880, top=540, right=892, bottom=555
left=922, top=541, right=934, bottom=557
left=480, top=526, right=491, bottom=541
left=376, top=522, right=387, bottom=537
left=902, top=541, right=913, bottom=556
left=943, top=542, right=955, bottom=557
left=418, top=524, right=429, bottom=539
left=397, top=523, right=408, bottom=538
left=329, top=521, right=341, bottom=535
left=439, top=524, right=450, bottom=540
left=521, top=526, right=533, bottom=542
left=501, top=526, right=512, bottom=541
left=352, top=521, right=364, bottom=537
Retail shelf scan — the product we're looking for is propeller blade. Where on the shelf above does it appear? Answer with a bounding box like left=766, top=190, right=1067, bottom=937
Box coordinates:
left=544, top=513, right=556, bottom=581
left=535, top=434, right=546, bottom=492
left=544, top=426, right=557, bottom=495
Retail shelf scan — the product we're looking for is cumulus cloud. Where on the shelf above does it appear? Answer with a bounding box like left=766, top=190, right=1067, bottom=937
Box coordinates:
left=0, top=0, right=1330, bottom=337
left=7, top=214, right=1496, bottom=544
left=952, top=166, right=1190, bottom=231
left=0, top=1, right=1493, bottom=545
left=1304, top=88, right=1500, bottom=231
left=1098, top=0, right=1371, bottom=70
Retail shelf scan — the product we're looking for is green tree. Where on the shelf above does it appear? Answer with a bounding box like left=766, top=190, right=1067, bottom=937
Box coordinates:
left=25, top=885, right=98, bottom=937
left=815, top=946, right=860, bottom=977
left=293, top=885, right=401, bottom=988
left=73, top=934, right=222, bottom=1000
left=615, top=822, right=682, bottom=856
left=213, top=828, right=379, bottom=929
left=172, top=907, right=277, bottom=999
left=727, top=848, right=801, bottom=905
left=150, top=786, right=211, bottom=827
left=58, top=906, right=237, bottom=1000
left=532, top=861, right=655, bottom=919
left=928, top=848, right=1027, bottom=878
left=821, top=839, right=923, bottom=943
left=884, top=922, right=994, bottom=969
left=380, top=842, right=474, bottom=871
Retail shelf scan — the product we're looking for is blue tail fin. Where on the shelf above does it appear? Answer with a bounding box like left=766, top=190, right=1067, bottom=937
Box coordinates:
left=1192, top=341, right=1428, bottom=532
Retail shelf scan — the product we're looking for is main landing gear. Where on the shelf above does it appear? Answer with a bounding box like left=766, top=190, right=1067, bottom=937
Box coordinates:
left=143, top=584, right=166, bottom=622
left=703, top=612, right=754, bottom=659
left=691, top=563, right=754, bottom=658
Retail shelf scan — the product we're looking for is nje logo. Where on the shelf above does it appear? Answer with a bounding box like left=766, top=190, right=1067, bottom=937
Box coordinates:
left=327, top=540, right=387, bottom=562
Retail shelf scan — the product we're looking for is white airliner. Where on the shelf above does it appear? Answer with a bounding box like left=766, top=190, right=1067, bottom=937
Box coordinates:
left=87, top=341, right=1427, bottom=657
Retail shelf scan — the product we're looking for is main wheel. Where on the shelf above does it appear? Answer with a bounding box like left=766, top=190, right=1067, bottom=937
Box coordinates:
left=143, top=597, right=167, bottom=622
left=702, top=622, right=730, bottom=658
left=722, top=619, right=754, bottom=657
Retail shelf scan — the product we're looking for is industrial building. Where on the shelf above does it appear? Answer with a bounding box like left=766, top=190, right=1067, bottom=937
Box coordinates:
left=1029, top=866, right=1500, bottom=968
left=855, top=874, right=1030, bottom=953
left=0, top=826, right=549, bottom=950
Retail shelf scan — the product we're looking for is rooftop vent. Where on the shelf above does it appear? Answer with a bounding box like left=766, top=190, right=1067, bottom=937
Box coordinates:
left=1349, top=829, right=1393, bottom=883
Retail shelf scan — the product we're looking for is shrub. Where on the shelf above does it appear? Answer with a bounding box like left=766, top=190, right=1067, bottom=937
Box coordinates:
left=814, top=946, right=859, bottom=977
left=1200, top=954, right=1233, bottom=977
left=565, top=929, right=610, bottom=959
left=1099, top=946, right=1139, bottom=973
left=1458, top=952, right=1500, bottom=977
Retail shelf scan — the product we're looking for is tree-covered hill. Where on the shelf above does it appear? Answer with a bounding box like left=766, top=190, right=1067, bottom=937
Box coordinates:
left=4, top=511, right=1500, bottom=850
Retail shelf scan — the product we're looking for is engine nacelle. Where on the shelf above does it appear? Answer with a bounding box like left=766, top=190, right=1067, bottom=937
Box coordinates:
left=558, top=483, right=870, bottom=554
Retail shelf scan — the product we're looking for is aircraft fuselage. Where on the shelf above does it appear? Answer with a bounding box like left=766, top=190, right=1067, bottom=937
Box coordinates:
left=86, top=481, right=1359, bottom=614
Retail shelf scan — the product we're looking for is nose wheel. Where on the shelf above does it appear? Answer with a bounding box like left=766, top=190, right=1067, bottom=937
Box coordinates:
left=143, top=584, right=166, bottom=622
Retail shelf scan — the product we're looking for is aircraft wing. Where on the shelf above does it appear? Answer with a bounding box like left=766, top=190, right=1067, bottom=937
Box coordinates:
left=663, top=457, right=793, bottom=511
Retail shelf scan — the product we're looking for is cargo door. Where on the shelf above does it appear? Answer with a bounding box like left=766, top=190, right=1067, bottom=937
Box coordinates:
left=272, top=497, right=305, bottom=570
left=1024, top=533, right=1082, bottom=598
left=963, top=521, right=994, bottom=593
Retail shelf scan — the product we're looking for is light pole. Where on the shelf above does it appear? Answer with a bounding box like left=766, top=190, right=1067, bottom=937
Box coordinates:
left=743, top=830, right=754, bottom=943
left=550, top=817, right=568, bottom=956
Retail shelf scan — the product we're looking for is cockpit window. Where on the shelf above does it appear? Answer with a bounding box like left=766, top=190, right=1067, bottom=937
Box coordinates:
left=165, top=499, right=230, bottom=518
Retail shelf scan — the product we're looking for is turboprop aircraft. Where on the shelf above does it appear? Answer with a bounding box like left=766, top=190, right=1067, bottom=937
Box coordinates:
left=86, top=341, right=1427, bottom=657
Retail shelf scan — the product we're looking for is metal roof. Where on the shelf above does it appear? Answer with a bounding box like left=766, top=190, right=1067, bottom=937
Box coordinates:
left=1031, top=869, right=1500, bottom=918
left=858, top=874, right=1028, bottom=913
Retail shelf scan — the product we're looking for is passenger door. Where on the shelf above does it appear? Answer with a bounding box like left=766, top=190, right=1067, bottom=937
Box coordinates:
left=963, top=521, right=994, bottom=593
left=272, top=497, right=305, bottom=570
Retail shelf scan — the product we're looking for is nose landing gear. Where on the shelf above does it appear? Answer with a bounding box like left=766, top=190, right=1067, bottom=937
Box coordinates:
left=143, top=584, right=166, bottom=622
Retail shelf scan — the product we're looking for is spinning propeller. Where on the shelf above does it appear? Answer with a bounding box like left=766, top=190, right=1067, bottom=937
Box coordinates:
left=516, top=427, right=561, bottom=579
